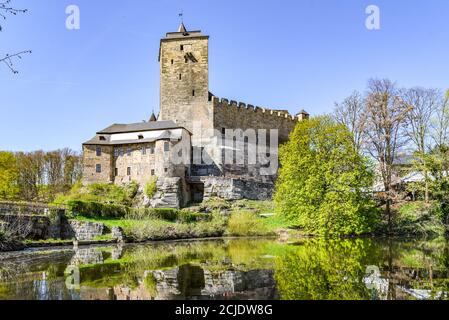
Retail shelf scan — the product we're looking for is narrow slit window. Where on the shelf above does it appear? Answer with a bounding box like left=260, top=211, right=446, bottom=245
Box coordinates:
left=114, top=168, right=118, bottom=176
left=127, top=167, right=131, bottom=176
left=171, top=59, right=174, bottom=65
left=151, top=169, right=155, bottom=176
left=142, top=146, right=146, bottom=155
left=179, top=74, right=182, bottom=80
left=192, top=90, right=195, bottom=96
left=180, top=45, right=184, bottom=51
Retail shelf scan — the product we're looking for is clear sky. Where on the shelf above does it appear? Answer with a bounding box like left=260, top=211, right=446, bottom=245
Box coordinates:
left=1, top=0, right=448, bottom=152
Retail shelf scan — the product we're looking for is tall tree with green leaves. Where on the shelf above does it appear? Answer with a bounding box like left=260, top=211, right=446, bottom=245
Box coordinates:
left=274, top=116, right=378, bottom=237
left=0, top=151, right=19, bottom=199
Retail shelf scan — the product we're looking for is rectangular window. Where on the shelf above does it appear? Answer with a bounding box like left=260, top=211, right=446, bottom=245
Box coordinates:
left=115, top=168, right=118, bottom=176
left=164, top=142, right=170, bottom=152
left=96, top=147, right=102, bottom=156
left=99, top=136, right=106, bottom=141
left=179, top=74, right=182, bottom=80
left=171, top=59, right=174, bottom=65
left=142, top=146, right=146, bottom=155
left=119, top=148, right=124, bottom=156
left=138, top=134, right=144, bottom=140
left=127, top=167, right=131, bottom=176
left=114, top=148, right=119, bottom=157
left=180, top=45, right=184, bottom=51
left=150, top=147, right=155, bottom=154
left=164, top=168, right=168, bottom=173
left=96, top=164, right=101, bottom=173
left=151, top=169, right=155, bottom=176
left=192, top=90, right=195, bottom=96
left=127, top=148, right=131, bottom=156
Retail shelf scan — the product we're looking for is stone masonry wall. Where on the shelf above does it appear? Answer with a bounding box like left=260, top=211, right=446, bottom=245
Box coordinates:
left=159, top=36, right=214, bottom=142
left=83, top=145, right=114, bottom=184
left=113, top=142, right=156, bottom=186
left=213, top=97, right=299, bottom=144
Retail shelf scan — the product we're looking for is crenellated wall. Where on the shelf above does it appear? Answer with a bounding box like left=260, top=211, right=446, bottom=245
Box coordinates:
left=212, top=97, right=301, bottom=143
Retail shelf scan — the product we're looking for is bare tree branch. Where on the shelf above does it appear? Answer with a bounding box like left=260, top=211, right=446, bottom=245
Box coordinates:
left=1, top=0, right=30, bottom=74
left=0, top=50, right=31, bottom=74
left=0, top=0, right=27, bottom=31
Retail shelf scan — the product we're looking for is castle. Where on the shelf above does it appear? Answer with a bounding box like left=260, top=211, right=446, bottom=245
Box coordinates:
left=83, top=23, right=309, bottom=208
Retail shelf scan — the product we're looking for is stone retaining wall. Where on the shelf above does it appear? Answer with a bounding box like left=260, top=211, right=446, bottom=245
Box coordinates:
left=0, top=214, right=106, bottom=241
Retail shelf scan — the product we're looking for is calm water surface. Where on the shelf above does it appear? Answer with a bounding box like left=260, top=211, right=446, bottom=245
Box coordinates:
left=1, top=238, right=449, bottom=300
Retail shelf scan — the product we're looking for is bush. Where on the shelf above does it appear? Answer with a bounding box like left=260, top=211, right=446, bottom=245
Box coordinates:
left=66, top=200, right=130, bottom=218
left=226, top=211, right=273, bottom=237
left=54, top=182, right=139, bottom=207
left=144, top=177, right=158, bottom=199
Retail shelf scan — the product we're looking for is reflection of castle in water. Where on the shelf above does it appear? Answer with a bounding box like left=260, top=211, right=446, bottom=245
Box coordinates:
left=81, top=264, right=278, bottom=301
left=145, top=265, right=278, bottom=300
left=363, top=265, right=448, bottom=300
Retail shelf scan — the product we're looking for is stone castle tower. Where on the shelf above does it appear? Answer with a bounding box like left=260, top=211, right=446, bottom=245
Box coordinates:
left=158, top=23, right=213, bottom=145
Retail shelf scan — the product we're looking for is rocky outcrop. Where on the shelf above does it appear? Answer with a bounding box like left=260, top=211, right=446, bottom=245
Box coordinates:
left=150, top=177, right=183, bottom=209
left=202, top=177, right=273, bottom=201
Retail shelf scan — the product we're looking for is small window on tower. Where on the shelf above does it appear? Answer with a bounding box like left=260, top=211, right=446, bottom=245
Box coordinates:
left=115, top=168, right=118, bottom=176
left=127, top=167, right=131, bottom=176
left=96, top=164, right=102, bottom=173
left=138, top=134, right=144, bottom=140
left=99, top=136, right=106, bottom=141
left=180, top=45, right=184, bottom=51
left=192, top=90, right=195, bottom=96
left=179, top=74, right=182, bottom=80
left=151, top=169, right=155, bottom=176
left=185, top=57, right=188, bottom=63
left=164, top=142, right=170, bottom=152
left=96, top=147, right=102, bottom=156
left=171, top=59, right=174, bottom=65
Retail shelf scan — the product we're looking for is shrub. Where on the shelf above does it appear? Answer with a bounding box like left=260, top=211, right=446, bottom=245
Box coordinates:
left=54, top=182, right=139, bottom=207
left=144, top=177, right=158, bottom=199
left=66, top=200, right=130, bottom=218
left=226, top=211, right=273, bottom=237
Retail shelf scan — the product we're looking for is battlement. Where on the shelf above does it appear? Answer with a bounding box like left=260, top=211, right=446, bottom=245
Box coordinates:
left=212, top=97, right=305, bottom=122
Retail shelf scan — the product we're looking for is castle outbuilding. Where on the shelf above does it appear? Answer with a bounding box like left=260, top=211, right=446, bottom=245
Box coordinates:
left=83, top=23, right=308, bottom=208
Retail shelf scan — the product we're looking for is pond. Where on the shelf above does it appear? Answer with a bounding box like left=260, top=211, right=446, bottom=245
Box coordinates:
left=1, top=237, right=449, bottom=300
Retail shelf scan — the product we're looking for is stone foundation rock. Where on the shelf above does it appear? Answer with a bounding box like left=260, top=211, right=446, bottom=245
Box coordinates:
left=150, top=177, right=183, bottom=209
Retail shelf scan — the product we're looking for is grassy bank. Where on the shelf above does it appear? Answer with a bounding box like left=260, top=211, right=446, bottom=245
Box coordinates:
left=375, top=201, right=447, bottom=238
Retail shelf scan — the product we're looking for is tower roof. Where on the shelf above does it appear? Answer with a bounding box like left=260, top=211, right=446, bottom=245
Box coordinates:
left=149, top=112, right=157, bottom=122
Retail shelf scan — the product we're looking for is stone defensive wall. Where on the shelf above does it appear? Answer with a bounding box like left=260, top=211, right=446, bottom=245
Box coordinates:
left=212, top=97, right=302, bottom=143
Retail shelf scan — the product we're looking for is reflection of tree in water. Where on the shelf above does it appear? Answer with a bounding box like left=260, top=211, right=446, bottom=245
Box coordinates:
left=273, top=239, right=373, bottom=300
left=273, top=238, right=449, bottom=300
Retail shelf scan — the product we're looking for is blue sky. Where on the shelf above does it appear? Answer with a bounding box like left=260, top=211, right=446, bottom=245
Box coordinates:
left=1, top=0, right=448, bottom=151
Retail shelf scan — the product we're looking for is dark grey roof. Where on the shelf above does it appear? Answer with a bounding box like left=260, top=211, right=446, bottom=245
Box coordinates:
left=97, top=120, right=181, bottom=134
left=83, top=137, right=159, bottom=146
left=163, top=30, right=207, bottom=40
